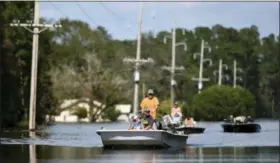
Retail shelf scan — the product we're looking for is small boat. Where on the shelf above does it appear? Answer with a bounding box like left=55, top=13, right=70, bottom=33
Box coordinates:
left=159, top=121, right=205, bottom=135
left=96, top=129, right=188, bottom=149
left=221, top=116, right=261, bottom=133
left=159, top=115, right=205, bottom=135
left=221, top=123, right=261, bottom=133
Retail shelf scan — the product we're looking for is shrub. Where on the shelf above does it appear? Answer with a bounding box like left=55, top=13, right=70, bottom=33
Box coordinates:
left=103, top=107, right=121, bottom=122
left=192, top=85, right=256, bottom=121
left=157, top=99, right=171, bottom=119
left=71, top=107, right=88, bottom=119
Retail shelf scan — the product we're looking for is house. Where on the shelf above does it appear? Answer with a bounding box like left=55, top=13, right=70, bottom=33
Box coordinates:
left=51, top=98, right=105, bottom=123
left=115, top=104, right=132, bottom=122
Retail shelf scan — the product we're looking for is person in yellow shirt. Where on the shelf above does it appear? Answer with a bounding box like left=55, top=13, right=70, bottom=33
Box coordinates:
left=140, top=89, right=159, bottom=120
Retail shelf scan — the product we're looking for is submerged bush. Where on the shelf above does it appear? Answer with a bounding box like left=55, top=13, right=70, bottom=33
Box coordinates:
left=71, top=107, right=88, bottom=119
left=192, top=85, right=256, bottom=121
left=103, top=107, right=121, bottom=122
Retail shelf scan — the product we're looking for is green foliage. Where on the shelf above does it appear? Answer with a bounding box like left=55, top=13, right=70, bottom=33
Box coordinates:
left=192, top=85, right=256, bottom=121
left=71, top=108, right=88, bottom=119
left=103, top=108, right=121, bottom=122
left=157, top=100, right=171, bottom=119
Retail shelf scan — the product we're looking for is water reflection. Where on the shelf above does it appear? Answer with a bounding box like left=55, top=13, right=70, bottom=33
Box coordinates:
left=30, top=144, right=36, bottom=163
left=0, top=120, right=279, bottom=162
left=0, top=145, right=279, bottom=163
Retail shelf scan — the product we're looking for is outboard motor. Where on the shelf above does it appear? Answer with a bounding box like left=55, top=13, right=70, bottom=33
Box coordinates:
left=162, top=114, right=172, bottom=128
left=162, top=113, right=181, bottom=134
left=155, top=120, right=163, bottom=130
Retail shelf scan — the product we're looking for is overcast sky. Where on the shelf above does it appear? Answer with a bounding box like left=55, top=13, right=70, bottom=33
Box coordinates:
left=40, top=1, right=279, bottom=40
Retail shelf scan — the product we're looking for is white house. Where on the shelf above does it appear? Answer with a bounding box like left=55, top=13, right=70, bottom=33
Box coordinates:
left=51, top=98, right=105, bottom=123
left=115, top=104, right=132, bottom=122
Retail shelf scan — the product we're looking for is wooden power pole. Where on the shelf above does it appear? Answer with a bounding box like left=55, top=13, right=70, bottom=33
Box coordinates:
left=10, top=1, right=62, bottom=131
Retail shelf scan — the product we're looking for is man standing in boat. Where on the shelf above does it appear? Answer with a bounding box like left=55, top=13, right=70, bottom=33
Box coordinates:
left=140, top=89, right=160, bottom=120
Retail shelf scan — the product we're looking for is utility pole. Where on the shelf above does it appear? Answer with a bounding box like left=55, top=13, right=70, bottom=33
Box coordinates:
left=213, top=59, right=229, bottom=85
left=233, top=59, right=243, bottom=88
left=192, top=40, right=212, bottom=94
left=123, top=2, right=154, bottom=114
left=162, top=28, right=187, bottom=107
left=10, top=1, right=62, bottom=131
left=142, top=83, right=146, bottom=99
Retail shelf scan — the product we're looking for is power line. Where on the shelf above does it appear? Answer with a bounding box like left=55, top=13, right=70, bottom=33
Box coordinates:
left=99, top=2, right=134, bottom=32
left=76, top=2, right=98, bottom=26
left=49, top=1, right=67, bottom=18
left=99, top=2, right=126, bottom=22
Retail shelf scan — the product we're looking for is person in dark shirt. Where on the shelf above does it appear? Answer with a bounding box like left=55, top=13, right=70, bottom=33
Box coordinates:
left=142, top=108, right=154, bottom=130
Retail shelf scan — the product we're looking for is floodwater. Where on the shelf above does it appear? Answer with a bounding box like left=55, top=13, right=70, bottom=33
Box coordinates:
left=0, top=120, right=279, bottom=163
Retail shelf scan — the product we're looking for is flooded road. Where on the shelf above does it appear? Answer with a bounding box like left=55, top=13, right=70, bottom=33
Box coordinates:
left=0, top=120, right=279, bottom=162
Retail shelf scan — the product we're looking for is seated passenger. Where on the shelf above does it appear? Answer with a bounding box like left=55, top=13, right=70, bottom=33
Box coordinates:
left=234, top=116, right=246, bottom=123
left=142, top=108, right=154, bottom=130
left=185, top=116, right=195, bottom=127
left=171, top=102, right=182, bottom=122
left=224, top=115, right=234, bottom=123
left=245, top=116, right=253, bottom=123
left=162, top=112, right=181, bottom=128
left=129, top=115, right=143, bottom=130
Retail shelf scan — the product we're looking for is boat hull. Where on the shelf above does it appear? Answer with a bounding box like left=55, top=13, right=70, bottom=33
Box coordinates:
left=221, top=123, right=261, bottom=133
left=174, top=127, right=205, bottom=134
left=96, top=130, right=188, bottom=149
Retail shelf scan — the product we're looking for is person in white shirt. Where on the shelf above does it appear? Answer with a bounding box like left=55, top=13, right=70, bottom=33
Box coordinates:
left=129, top=115, right=143, bottom=130
left=171, top=102, right=182, bottom=122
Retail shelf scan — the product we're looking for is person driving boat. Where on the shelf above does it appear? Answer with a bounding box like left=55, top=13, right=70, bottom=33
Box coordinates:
left=140, top=89, right=160, bottom=120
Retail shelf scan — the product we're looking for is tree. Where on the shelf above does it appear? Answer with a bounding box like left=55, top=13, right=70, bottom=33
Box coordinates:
left=259, top=34, right=280, bottom=117
left=192, top=85, right=256, bottom=121
left=1, top=1, right=34, bottom=127
left=1, top=2, right=58, bottom=127
left=49, top=53, right=131, bottom=122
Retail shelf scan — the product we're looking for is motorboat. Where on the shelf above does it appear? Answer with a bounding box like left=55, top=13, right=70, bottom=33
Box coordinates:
left=221, top=116, right=261, bottom=133
left=96, top=129, right=188, bottom=149
left=159, top=115, right=205, bottom=135
left=221, top=123, right=261, bottom=133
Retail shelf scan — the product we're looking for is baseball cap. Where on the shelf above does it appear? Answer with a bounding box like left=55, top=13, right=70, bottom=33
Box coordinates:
left=147, top=89, right=154, bottom=94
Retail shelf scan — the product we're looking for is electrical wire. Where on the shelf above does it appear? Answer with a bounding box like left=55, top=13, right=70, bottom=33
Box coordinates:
left=99, top=2, right=134, bottom=32
left=99, top=2, right=127, bottom=22
left=76, top=2, right=98, bottom=26
left=49, top=1, right=67, bottom=18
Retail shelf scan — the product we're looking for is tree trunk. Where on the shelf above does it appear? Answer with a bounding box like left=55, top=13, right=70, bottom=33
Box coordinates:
left=88, top=94, right=94, bottom=122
